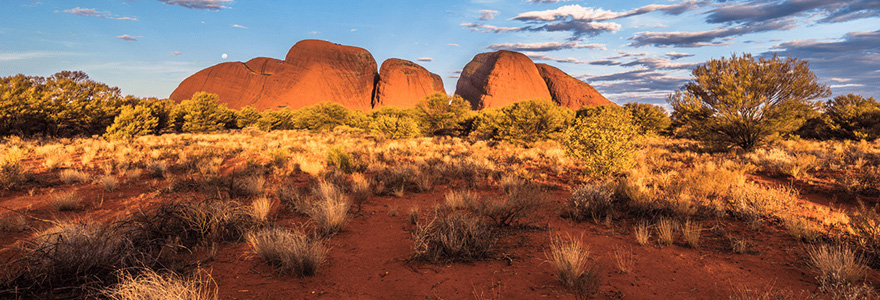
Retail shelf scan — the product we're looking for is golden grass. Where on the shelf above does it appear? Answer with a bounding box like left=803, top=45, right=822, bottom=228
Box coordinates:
left=613, top=246, right=634, bottom=274
left=102, top=269, right=217, bottom=300
left=546, top=234, right=600, bottom=299
left=682, top=219, right=701, bottom=248
left=634, top=222, right=650, bottom=245
left=59, top=169, right=90, bottom=184
left=52, top=191, right=81, bottom=211
left=99, top=175, right=119, bottom=191
left=250, top=197, right=273, bottom=222
left=808, top=245, right=867, bottom=288
left=308, top=181, right=350, bottom=235
left=247, top=227, right=325, bottom=276
left=657, top=218, right=676, bottom=246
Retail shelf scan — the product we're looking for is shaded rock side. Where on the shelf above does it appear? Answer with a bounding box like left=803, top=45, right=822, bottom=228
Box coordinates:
left=170, top=40, right=378, bottom=111
left=535, top=63, right=613, bottom=109
left=454, top=50, right=552, bottom=110
left=372, top=59, right=446, bottom=108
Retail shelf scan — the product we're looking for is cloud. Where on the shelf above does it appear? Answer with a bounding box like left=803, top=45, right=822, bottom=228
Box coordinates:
left=524, top=52, right=588, bottom=64
left=460, top=23, right=523, bottom=33
left=308, top=31, right=319, bottom=34
left=417, top=57, right=434, bottom=62
left=232, top=24, right=248, bottom=29
left=447, top=43, right=460, bottom=47
left=485, top=41, right=605, bottom=51
left=169, top=51, right=183, bottom=56
left=583, top=68, right=690, bottom=104
left=528, top=0, right=565, bottom=3
left=499, top=3, right=704, bottom=39
left=666, top=52, right=695, bottom=60
left=619, top=57, right=700, bottom=70
left=479, top=10, right=499, bottom=20
left=157, top=0, right=231, bottom=11
left=705, top=0, right=880, bottom=25
left=64, top=7, right=106, bottom=18
left=628, top=19, right=794, bottom=47
left=63, top=7, right=137, bottom=20
left=0, top=51, right=81, bottom=61
left=768, top=29, right=880, bottom=97
left=116, top=34, right=138, bottom=41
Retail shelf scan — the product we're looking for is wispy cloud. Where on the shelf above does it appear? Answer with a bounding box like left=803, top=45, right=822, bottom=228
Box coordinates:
left=666, top=52, right=695, bottom=60
left=169, top=51, right=183, bottom=56
left=0, top=50, right=82, bottom=61
left=63, top=7, right=137, bottom=20
left=479, top=10, right=499, bottom=20
left=232, top=24, right=248, bottom=29
left=417, top=57, right=433, bottom=62
left=116, top=34, right=139, bottom=41
left=460, top=23, right=522, bottom=33
left=524, top=52, right=588, bottom=64
left=628, top=20, right=793, bottom=47
left=447, top=43, right=460, bottom=47
left=157, top=0, right=232, bottom=11
left=486, top=41, right=605, bottom=51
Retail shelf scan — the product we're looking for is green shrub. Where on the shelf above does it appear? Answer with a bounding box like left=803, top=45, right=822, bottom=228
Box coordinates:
left=235, top=105, right=262, bottom=128
left=256, top=108, right=298, bottom=131
left=562, top=105, right=640, bottom=175
left=171, top=92, right=234, bottom=133
left=669, top=53, right=828, bottom=150
left=369, top=107, right=422, bottom=139
left=416, top=93, right=472, bottom=135
left=823, top=94, right=880, bottom=140
left=624, top=102, right=671, bottom=135
left=294, top=102, right=369, bottom=132
left=326, top=146, right=354, bottom=174
left=104, top=105, right=159, bottom=139
left=472, top=99, right=574, bottom=143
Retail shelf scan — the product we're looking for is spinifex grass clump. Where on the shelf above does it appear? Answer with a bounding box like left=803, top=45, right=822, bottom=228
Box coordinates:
left=547, top=234, right=601, bottom=299
left=411, top=212, right=496, bottom=263
left=247, top=227, right=325, bottom=276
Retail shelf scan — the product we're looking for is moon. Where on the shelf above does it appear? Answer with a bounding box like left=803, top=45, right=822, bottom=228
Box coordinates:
left=221, top=53, right=228, bottom=59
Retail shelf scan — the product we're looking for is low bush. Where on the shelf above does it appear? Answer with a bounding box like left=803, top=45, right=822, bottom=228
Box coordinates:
left=411, top=212, right=495, bottom=263
left=52, top=191, right=81, bottom=211
left=562, top=105, right=641, bottom=175
left=546, top=234, right=600, bottom=299
left=247, top=227, right=325, bottom=276
left=564, top=184, right=615, bottom=221
left=808, top=245, right=867, bottom=290
left=102, top=269, right=217, bottom=300
left=104, top=104, right=160, bottom=139
left=471, top=99, right=573, bottom=143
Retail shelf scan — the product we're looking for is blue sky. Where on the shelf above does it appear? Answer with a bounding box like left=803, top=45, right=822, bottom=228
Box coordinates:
left=1, top=0, right=878, bottom=105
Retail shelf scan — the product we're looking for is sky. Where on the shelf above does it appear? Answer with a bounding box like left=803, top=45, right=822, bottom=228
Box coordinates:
left=1, top=0, right=878, bottom=106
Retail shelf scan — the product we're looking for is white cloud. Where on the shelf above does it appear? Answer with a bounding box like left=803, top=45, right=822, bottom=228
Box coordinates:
left=486, top=41, right=605, bottom=51
left=116, top=34, right=138, bottom=41
left=157, top=0, right=232, bottom=11
left=447, top=43, right=460, bottom=47
left=479, top=10, right=499, bottom=20
left=417, top=57, right=434, bottom=62
left=169, top=51, right=183, bottom=56
left=460, top=23, right=522, bottom=33
left=0, top=51, right=81, bottom=61
left=232, top=24, right=248, bottom=29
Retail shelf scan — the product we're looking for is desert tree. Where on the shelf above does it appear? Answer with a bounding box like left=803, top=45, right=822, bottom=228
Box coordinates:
left=624, top=102, right=671, bottom=135
left=669, top=53, right=829, bottom=150
left=415, top=93, right=472, bottom=136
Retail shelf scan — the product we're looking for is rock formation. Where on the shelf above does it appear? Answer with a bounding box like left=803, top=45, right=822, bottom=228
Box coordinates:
left=535, top=63, right=613, bottom=109
left=454, top=51, right=552, bottom=110
left=372, top=59, right=445, bottom=108
left=171, top=40, right=612, bottom=112
left=170, top=40, right=378, bottom=111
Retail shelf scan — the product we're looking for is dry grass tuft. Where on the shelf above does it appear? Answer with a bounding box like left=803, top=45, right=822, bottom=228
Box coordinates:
left=546, top=234, right=600, bottom=299
left=682, top=219, right=702, bottom=248
left=99, top=175, right=119, bottom=191
left=102, top=269, right=217, bottom=300
left=808, top=244, right=867, bottom=289
left=784, top=216, right=817, bottom=242
left=412, top=212, right=495, bottom=263
left=634, top=222, right=651, bottom=245
left=445, top=189, right=478, bottom=210
left=657, top=218, right=676, bottom=246
left=251, top=197, right=273, bottom=222
left=613, top=246, right=634, bottom=274
left=59, top=169, right=90, bottom=184
left=307, top=181, right=350, bottom=235
left=564, top=183, right=614, bottom=221
left=247, top=227, right=325, bottom=276
left=52, top=191, right=81, bottom=211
